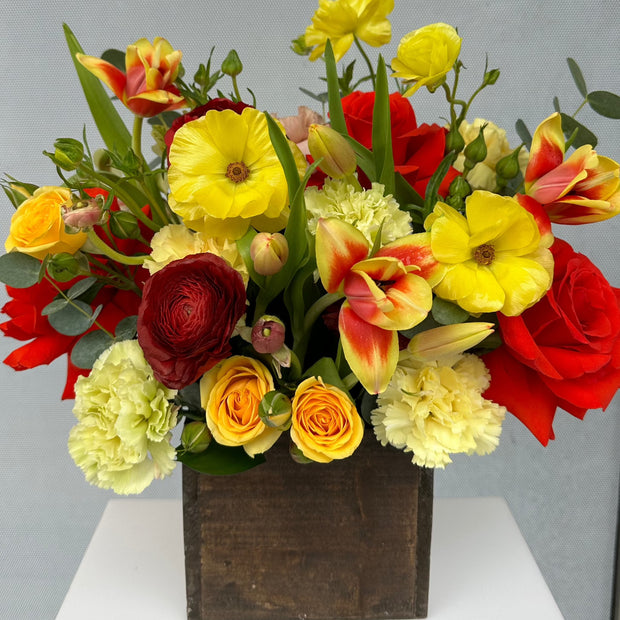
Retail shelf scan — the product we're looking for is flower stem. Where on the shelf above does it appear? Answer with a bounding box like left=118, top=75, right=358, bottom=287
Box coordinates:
left=132, top=115, right=143, bottom=161
left=354, top=36, right=376, bottom=89
left=86, top=229, right=148, bottom=265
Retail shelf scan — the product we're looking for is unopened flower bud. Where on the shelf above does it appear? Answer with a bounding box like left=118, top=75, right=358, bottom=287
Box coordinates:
left=483, top=68, right=500, bottom=86
left=109, top=211, right=141, bottom=239
left=43, top=138, right=84, bottom=171
left=445, top=124, right=465, bottom=154
left=407, top=322, right=494, bottom=361
left=495, top=145, right=524, bottom=181
left=250, top=232, right=289, bottom=276
left=258, top=391, right=292, bottom=430
left=463, top=125, right=488, bottom=171
left=307, top=124, right=357, bottom=178
left=251, top=315, right=286, bottom=354
left=63, top=197, right=108, bottom=231
left=181, top=421, right=212, bottom=454
left=448, top=175, right=472, bottom=199
left=46, top=252, right=81, bottom=282
left=221, top=49, right=243, bottom=77
left=291, top=34, right=312, bottom=56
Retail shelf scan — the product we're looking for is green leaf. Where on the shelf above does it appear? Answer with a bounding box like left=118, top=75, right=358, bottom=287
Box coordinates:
left=587, top=90, right=620, bottom=119
left=567, top=58, right=588, bottom=98
left=359, top=390, right=377, bottom=424
left=0, top=252, right=42, bottom=288
left=553, top=96, right=561, bottom=113
left=303, top=356, right=350, bottom=396
left=372, top=55, right=395, bottom=195
left=299, top=87, right=328, bottom=104
left=324, top=40, right=347, bottom=134
left=423, top=151, right=457, bottom=216
left=67, top=276, right=98, bottom=300
left=515, top=119, right=532, bottom=150
left=394, top=172, right=424, bottom=209
left=101, top=48, right=125, bottom=72
left=71, top=330, right=114, bottom=369
left=41, top=299, right=69, bottom=316
left=115, top=315, right=138, bottom=340
left=431, top=297, right=470, bottom=325
left=47, top=300, right=95, bottom=336
left=63, top=24, right=132, bottom=155
left=560, top=113, right=597, bottom=149
left=177, top=441, right=265, bottom=475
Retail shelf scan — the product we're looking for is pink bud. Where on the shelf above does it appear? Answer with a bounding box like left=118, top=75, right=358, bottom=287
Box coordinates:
left=251, top=316, right=286, bottom=354
left=63, top=200, right=108, bottom=230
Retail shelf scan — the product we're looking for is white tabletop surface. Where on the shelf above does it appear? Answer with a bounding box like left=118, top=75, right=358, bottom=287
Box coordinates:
left=56, top=497, right=563, bottom=619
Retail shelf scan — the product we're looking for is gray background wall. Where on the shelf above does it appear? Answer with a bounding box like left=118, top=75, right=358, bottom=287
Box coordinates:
left=1, top=1, right=619, bottom=618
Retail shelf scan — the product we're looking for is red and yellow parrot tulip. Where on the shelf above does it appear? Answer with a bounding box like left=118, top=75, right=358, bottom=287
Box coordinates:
left=316, top=217, right=434, bottom=394
left=524, top=112, right=620, bottom=224
left=77, top=37, right=185, bottom=117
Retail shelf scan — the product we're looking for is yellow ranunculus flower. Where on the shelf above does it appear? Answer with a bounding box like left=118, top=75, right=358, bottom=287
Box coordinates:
left=426, top=191, right=553, bottom=316
left=392, top=23, right=462, bottom=97
left=200, top=356, right=281, bottom=457
left=5, top=186, right=87, bottom=259
left=290, top=377, right=363, bottom=463
left=168, top=108, right=305, bottom=240
left=305, top=0, right=393, bottom=62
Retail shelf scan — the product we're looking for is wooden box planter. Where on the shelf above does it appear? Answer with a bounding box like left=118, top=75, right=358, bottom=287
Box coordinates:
left=182, top=432, right=433, bottom=620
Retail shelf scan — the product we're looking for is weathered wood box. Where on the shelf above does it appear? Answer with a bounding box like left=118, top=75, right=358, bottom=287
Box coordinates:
left=183, top=433, right=433, bottom=620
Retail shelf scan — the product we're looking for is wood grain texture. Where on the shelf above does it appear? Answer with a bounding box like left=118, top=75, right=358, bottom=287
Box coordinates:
left=183, top=432, right=433, bottom=620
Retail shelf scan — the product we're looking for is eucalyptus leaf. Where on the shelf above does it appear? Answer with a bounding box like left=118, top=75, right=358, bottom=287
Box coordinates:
left=41, top=299, right=69, bottom=316
left=177, top=441, right=265, bottom=475
left=431, top=297, right=470, bottom=325
left=567, top=58, right=588, bottom=98
left=553, top=97, right=561, bottom=113
left=303, top=356, right=350, bottom=396
left=0, top=252, right=42, bottom=288
left=67, top=276, right=98, bottom=300
left=71, top=330, right=115, bottom=369
left=587, top=90, right=620, bottom=119
left=359, top=390, right=378, bottom=425
left=115, top=315, right=138, bottom=340
left=101, top=48, right=126, bottom=72
left=47, top=300, right=95, bottom=336
left=560, top=113, right=597, bottom=149
left=515, top=119, right=532, bottom=150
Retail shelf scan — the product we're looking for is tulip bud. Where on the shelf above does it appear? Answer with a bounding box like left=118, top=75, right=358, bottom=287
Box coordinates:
left=250, top=232, right=289, bottom=276
left=251, top=315, right=286, bottom=354
left=258, top=391, right=292, bottom=430
left=43, top=138, right=84, bottom=171
left=307, top=124, right=357, bottom=179
left=407, top=322, right=495, bottom=361
left=109, top=211, right=141, bottom=240
left=46, top=252, right=81, bottom=282
left=181, top=421, right=212, bottom=454
left=221, top=49, right=243, bottom=77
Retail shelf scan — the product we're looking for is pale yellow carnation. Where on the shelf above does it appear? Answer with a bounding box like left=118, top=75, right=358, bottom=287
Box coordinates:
left=68, top=340, right=178, bottom=495
left=453, top=119, right=529, bottom=191
left=371, top=352, right=505, bottom=468
left=143, top=223, right=248, bottom=284
left=304, top=179, right=411, bottom=245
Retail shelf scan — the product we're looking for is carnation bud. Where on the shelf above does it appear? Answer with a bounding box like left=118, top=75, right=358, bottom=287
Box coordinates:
left=43, top=138, right=84, bottom=171
left=463, top=125, right=488, bottom=172
left=445, top=124, right=465, bottom=154
left=407, top=322, right=494, bottom=361
left=181, top=421, right=212, bottom=454
left=46, top=252, right=81, bottom=282
left=495, top=145, right=524, bottom=181
left=307, top=124, right=357, bottom=179
left=258, top=391, right=292, bottom=430
left=250, top=232, right=289, bottom=276
left=109, top=211, right=141, bottom=239
left=251, top=315, right=286, bottom=354
left=483, top=68, right=501, bottom=86
left=221, top=49, right=243, bottom=77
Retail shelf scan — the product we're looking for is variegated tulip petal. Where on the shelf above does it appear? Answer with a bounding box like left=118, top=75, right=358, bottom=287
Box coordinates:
left=339, top=302, right=399, bottom=394
left=316, top=217, right=369, bottom=293
left=525, top=112, right=565, bottom=186
left=75, top=54, right=126, bottom=100
left=574, top=155, right=620, bottom=199
left=545, top=195, right=620, bottom=224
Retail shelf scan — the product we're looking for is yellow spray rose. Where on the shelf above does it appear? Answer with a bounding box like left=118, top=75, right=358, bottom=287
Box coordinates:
left=200, top=356, right=281, bottom=457
left=5, top=186, right=87, bottom=259
left=290, top=377, right=363, bottom=463
left=392, top=23, right=462, bottom=97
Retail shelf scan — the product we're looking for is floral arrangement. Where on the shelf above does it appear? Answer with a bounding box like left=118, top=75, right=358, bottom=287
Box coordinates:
left=1, top=1, right=619, bottom=495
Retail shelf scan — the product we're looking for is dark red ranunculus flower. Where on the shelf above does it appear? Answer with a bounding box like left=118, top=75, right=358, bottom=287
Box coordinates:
left=137, top=252, right=247, bottom=389
left=341, top=90, right=459, bottom=197
left=483, top=238, right=620, bottom=445
left=164, top=98, right=252, bottom=161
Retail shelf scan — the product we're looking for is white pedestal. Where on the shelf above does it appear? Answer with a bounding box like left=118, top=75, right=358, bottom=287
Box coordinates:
left=57, top=497, right=563, bottom=619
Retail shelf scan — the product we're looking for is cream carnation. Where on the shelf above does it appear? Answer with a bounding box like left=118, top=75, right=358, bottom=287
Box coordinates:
left=143, top=223, right=248, bottom=284
left=68, top=340, right=178, bottom=494
left=304, top=179, right=411, bottom=245
left=371, top=352, right=505, bottom=468
left=453, top=119, right=529, bottom=191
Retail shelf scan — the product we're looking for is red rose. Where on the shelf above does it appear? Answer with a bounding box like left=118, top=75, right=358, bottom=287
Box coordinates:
left=164, top=98, right=252, bottom=161
left=483, top=238, right=620, bottom=445
left=137, top=253, right=246, bottom=389
left=341, top=91, right=459, bottom=196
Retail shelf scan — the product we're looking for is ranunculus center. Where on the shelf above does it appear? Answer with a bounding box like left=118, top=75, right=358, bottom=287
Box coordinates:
left=226, top=161, right=250, bottom=183
left=474, top=244, right=495, bottom=265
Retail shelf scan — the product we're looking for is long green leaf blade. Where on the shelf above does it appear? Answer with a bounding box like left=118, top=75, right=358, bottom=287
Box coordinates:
left=324, top=40, right=347, bottom=134
left=372, top=55, right=394, bottom=194
left=63, top=24, right=132, bottom=155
